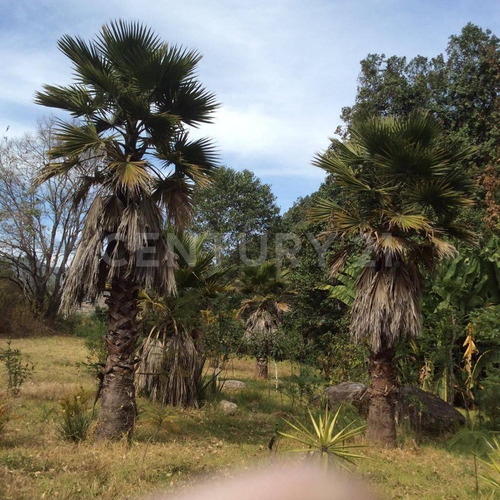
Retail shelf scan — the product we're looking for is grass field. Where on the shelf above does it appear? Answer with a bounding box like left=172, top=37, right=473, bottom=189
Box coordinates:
left=0, top=336, right=494, bottom=499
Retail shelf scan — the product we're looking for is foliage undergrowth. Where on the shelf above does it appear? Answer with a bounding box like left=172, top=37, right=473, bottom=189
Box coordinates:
left=0, top=336, right=496, bottom=500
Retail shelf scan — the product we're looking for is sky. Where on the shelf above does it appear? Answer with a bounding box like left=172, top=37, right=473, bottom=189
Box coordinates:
left=1, top=0, right=499, bottom=212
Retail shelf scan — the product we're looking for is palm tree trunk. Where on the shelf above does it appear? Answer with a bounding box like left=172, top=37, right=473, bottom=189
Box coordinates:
left=367, top=349, right=398, bottom=448
left=97, top=275, right=140, bottom=440
left=255, top=357, right=268, bottom=379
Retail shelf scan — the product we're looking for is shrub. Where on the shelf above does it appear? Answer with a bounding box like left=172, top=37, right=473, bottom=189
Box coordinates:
left=72, top=308, right=107, bottom=367
left=56, top=389, right=94, bottom=443
left=477, top=369, right=500, bottom=429
left=283, top=365, right=324, bottom=409
left=0, top=341, right=34, bottom=395
left=0, top=280, right=46, bottom=338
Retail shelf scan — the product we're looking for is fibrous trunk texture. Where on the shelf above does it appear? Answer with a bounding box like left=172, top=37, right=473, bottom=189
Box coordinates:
left=367, top=349, right=398, bottom=448
left=255, top=357, right=268, bottom=379
left=97, top=275, right=140, bottom=440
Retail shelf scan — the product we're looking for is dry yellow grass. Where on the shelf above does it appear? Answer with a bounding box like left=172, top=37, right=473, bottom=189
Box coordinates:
left=0, top=336, right=494, bottom=499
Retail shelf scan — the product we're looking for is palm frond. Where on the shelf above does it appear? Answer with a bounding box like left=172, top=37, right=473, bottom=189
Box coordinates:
left=385, top=211, right=432, bottom=232
left=49, top=121, right=110, bottom=159
left=307, top=197, right=340, bottom=224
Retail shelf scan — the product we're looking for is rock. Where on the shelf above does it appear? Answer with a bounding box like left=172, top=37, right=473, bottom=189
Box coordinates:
left=324, top=382, right=369, bottom=416
left=397, top=386, right=465, bottom=435
left=221, top=380, right=247, bottom=391
left=219, top=400, right=238, bottom=415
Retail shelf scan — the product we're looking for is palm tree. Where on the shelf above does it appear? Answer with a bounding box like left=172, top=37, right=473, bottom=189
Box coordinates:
left=238, top=262, right=290, bottom=379
left=35, top=21, right=219, bottom=439
left=309, top=111, right=475, bottom=447
left=137, top=232, right=231, bottom=407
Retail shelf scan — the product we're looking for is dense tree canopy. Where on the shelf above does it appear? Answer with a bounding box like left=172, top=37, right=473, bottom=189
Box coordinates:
left=339, top=23, right=500, bottom=232
left=191, top=166, right=281, bottom=261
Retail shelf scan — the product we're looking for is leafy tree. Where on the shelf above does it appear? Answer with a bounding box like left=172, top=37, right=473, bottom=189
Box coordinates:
left=0, top=120, right=89, bottom=321
left=280, top=182, right=350, bottom=370
left=35, top=21, right=218, bottom=439
left=191, top=166, right=281, bottom=262
left=309, top=112, right=475, bottom=447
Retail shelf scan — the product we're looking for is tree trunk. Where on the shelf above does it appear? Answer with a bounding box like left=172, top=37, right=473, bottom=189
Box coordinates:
left=255, top=357, right=268, bottom=379
left=44, top=289, right=62, bottom=323
left=96, top=275, right=140, bottom=440
left=367, top=349, right=398, bottom=448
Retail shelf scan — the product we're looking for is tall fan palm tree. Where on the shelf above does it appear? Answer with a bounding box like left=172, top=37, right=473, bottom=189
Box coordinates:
left=238, top=262, right=290, bottom=379
left=35, top=21, right=219, bottom=439
left=309, top=111, right=476, bottom=448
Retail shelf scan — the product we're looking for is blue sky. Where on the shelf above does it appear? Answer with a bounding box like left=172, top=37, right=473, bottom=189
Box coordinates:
left=1, top=0, right=499, bottom=211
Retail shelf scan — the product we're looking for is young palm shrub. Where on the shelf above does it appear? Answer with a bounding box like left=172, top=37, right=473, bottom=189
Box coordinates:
left=279, top=406, right=366, bottom=471
left=136, top=232, right=231, bottom=407
left=309, top=111, right=475, bottom=448
left=35, top=21, right=219, bottom=439
left=238, top=262, right=291, bottom=379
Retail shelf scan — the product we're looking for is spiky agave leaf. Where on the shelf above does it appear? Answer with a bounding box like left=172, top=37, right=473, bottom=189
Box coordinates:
left=479, top=437, right=500, bottom=490
left=279, top=406, right=366, bottom=469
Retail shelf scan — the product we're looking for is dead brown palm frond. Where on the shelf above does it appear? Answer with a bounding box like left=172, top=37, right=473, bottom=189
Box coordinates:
left=350, top=261, right=421, bottom=353
left=136, top=323, right=204, bottom=408
left=328, top=248, right=353, bottom=279
left=243, top=308, right=279, bottom=340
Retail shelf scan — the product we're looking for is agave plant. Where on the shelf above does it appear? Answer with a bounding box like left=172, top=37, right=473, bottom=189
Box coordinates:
left=480, top=437, right=500, bottom=491
left=279, top=406, right=366, bottom=471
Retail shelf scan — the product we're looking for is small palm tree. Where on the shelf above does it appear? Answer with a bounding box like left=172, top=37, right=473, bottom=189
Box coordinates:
left=238, top=262, right=290, bottom=379
left=35, top=21, right=219, bottom=439
left=309, top=111, right=475, bottom=447
left=137, top=232, right=231, bottom=408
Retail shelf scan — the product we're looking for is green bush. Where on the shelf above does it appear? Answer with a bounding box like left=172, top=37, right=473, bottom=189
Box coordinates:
left=282, top=364, right=324, bottom=409
left=477, top=369, right=500, bottom=429
left=72, top=308, right=107, bottom=367
left=0, top=341, right=34, bottom=395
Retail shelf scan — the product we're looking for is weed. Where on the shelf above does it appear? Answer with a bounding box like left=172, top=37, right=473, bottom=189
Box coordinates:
left=0, top=392, right=12, bottom=437
left=56, top=389, right=94, bottom=442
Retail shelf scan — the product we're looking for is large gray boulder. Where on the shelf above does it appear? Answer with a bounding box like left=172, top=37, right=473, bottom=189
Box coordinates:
left=324, top=382, right=369, bottom=416
left=396, top=386, right=465, bottom=435
left=323, top=382, right=465, bottom=435
left=221, top=380, right=247, bottom=391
